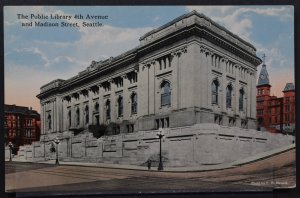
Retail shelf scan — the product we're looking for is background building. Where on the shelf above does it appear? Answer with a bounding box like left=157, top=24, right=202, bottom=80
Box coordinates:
left=4, top=104, right=41, bottom=154
left=256, top=64, right=295, bottom=134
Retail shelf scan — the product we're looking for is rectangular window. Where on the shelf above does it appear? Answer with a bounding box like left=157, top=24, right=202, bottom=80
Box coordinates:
left=155, top=119, right=159, bottom=129
left=166, top=117, right=169, bottom=128
left=129, top=72, right=138, bottom=83
left=160, top=118, right=165, bottom=128
left=286, top=105, right=290, bottom=112
left=161, top=92, right=171, bottom=106
left=127, top=125, right=130, bottom=133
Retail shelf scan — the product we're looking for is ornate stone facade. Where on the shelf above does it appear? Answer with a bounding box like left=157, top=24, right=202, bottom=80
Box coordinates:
left=37, top=11, right=261, bottom=139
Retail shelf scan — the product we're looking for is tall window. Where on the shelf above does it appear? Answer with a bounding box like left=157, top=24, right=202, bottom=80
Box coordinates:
left=47, top=114, right=52, bottom=130
left=226, top=84, right=233, bottom=108
left=85, top=105, right=89, bottom=124
left=118, top=96, right=123, bottom=117
left=161, top=81, right=171, bottom=106
left=239, top=88, right=245, bottom=111
left=94, top=102, right=99, bottom=112
left=211, top=80, right=219, bottom=104
left=94, top=102, right=99, bottom=125
left=131, top=92, right=137, bottom=114
left=68, top=110, right=71, bottom=127
left=76, top=108, right=80, bottom=126
left=106, top=100, right=111, bottom=120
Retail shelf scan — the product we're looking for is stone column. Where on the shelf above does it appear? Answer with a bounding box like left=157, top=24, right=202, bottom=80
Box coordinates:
left=206, top=51, right=213, bottom=109
left=122, top=74, right=130, bottom=119
left=199, top=50, right=209, bottom=109
left=195, top=46, right=206, bottom=109
left=88, top=89, right=93, bottom=126
left=148, top=60, right=155, bottom=115
left=152, top=62, right=157, bottom=115
left=221, top=57, right=227, bottom=113
left=137, top=62, right=149, bottom=117
left=171, top=52, right=179, bottom=109
left=109, top=79, right=116, bottom=122
left=62, top=98, right=66, bottom=131
left=55, top=96, right=62, bottom=132
left=235, top=65, right=241, bottom=115
left=251, top=72, right=257, bottom=118
left=41, top=103, right=45, bottom=134
left=246, top=71, right=251, bottom=118
left=99, top=84, right=104, bottom=124
left=176, top=46, right=188, bottom=108
left=52, top=100, right=55, bottom=133
left=71, top=95, right=76, bottom=129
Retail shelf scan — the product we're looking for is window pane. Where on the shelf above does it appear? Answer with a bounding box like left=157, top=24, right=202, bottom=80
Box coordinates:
left=212, top=80, right=218, bottom=104
left=131, top=93, right=137, bottom=114
left=161, top=82, right=171, bottom=106
left=226, top=85, right=232, bottom=108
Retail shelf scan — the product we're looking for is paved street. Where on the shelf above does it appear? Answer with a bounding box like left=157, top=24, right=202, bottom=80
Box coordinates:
left=5, top=149, right=295, bottom=194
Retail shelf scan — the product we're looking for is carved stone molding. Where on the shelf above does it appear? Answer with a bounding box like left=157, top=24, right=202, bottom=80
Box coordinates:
left=221, top=57, right=229, bottom=63
left=141, top=59, right=155, bottom=70
left=171, top=46, right=187, bottom=57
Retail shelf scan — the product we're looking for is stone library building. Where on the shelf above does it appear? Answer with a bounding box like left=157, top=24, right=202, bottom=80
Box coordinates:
left=37, top=11, right=261, bottom=136
left=25, top=11, right=292, bottom=166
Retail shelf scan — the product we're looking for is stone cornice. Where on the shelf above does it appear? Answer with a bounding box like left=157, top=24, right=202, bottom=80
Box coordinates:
left=140, top=11, right=256, bottom=54
left=37, top=11, right=262, bottom=100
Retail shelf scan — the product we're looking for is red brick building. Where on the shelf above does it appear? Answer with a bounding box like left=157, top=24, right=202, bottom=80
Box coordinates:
left=256, top=64, right=295, bottom=134
left=4, top=104, right=41, bottom=154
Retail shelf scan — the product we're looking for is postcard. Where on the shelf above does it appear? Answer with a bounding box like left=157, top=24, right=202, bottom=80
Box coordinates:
left=4, top=5, right=296, bottom=196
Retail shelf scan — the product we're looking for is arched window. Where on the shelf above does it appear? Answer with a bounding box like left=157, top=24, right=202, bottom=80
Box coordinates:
left=118, top=96, right=123, bottom=117
left=211, top=80, right=219, bottom=104
left=226, top=84, right=233, bottom=108
left=94, top=102, right=99, bottom=112
left=131, top=92, right=137, bottom=114
left=68, top=110, right=71, bottom=127
left=239, top=88, right=245, bottom=111
left=47, top=114, right=52, bottom=130
left=106, top=100, right=111, bottom=120
left=161, top=81, right=171, bottom=106
left=76, top=108, right=80, bottom=126
left=85, top=105, right=89, bottom=124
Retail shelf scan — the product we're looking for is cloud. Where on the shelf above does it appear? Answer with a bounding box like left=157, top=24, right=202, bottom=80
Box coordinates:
left=4, top=6, right=294, bottom=112
left=4, top=6, right=154, bottom=112
left=73, top=25, right=152, bottom=62
left=153, top=16, right=160, bottom=22
left=5, top=47, right=50, bottom=68
left=186, top=5, right=294, bottom=98
left=185, top=6, right=293, bottom=41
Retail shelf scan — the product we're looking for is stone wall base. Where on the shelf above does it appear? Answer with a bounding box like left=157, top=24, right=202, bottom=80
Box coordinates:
left=15, top=124, right=294, bottom=167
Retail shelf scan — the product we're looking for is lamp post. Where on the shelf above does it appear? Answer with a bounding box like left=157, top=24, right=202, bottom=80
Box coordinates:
left=54, top=137, right=60, bottom=165
left=8, top=142, right=13, bottom=162
left=156, top=128, right=165, bottom=171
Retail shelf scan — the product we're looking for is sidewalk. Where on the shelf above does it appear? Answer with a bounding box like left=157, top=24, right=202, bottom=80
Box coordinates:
left=7, top=144, right=295, bottom=172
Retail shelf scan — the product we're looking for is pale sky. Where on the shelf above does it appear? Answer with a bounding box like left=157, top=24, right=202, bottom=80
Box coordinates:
left=4, top=6, right=294, bottom=113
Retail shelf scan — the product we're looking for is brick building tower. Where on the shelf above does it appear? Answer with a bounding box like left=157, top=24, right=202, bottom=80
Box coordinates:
left=282, top=83, right=295, bottom=132
left=256, top=63, right=295, bottom=133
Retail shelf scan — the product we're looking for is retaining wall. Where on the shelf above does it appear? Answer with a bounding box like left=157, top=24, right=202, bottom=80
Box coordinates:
left=16, top=124, right=294, bottom=167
